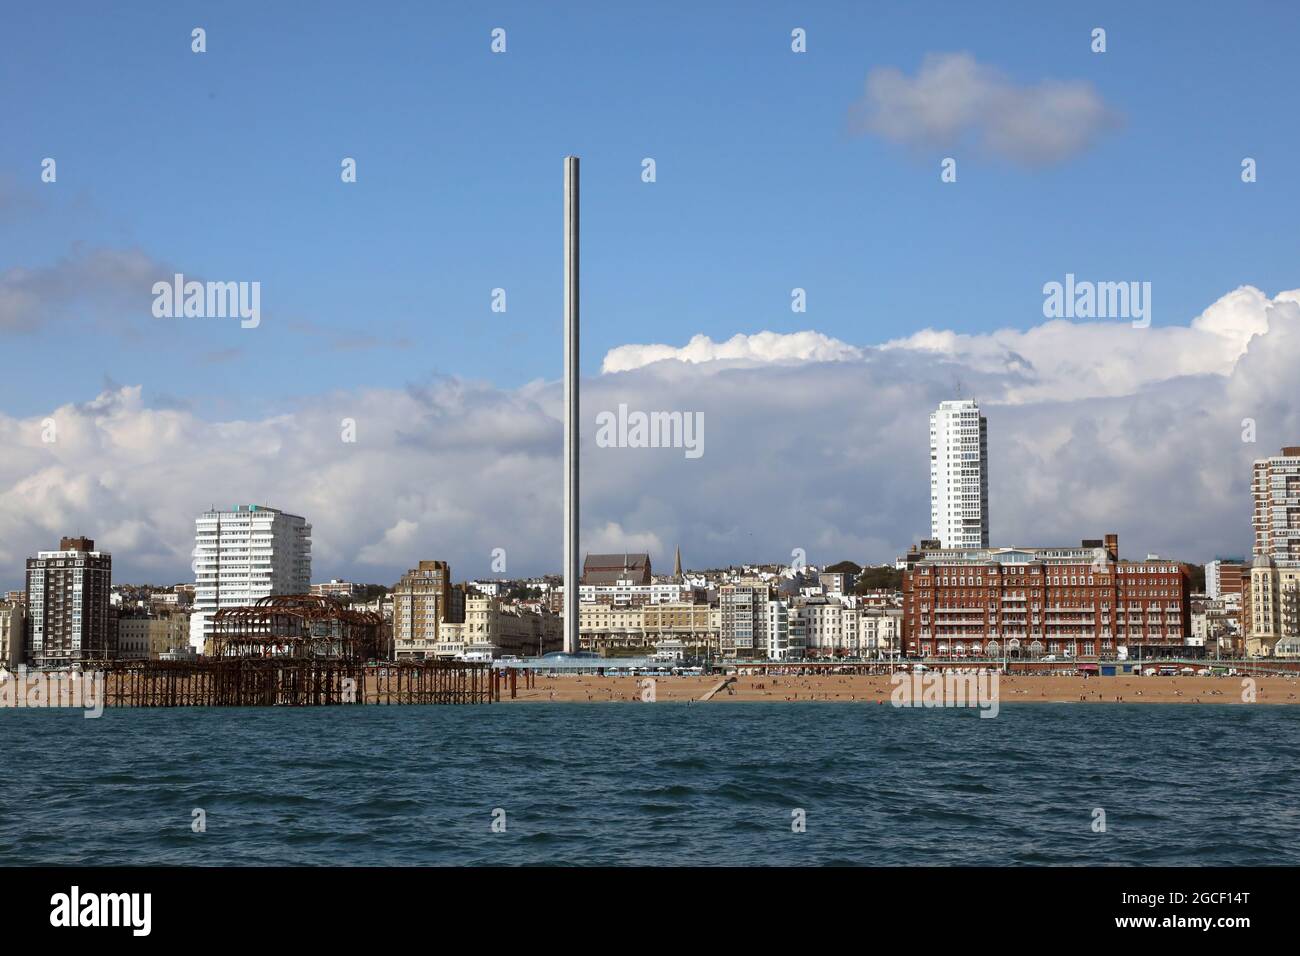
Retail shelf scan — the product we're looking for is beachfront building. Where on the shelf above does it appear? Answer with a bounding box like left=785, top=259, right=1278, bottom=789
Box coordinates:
left=796, top=601, right=902, bottom=658
left=901, top=534, right=1190, bottom=658
left=432, top=595, right=561, bottom=660
left=578, top=601, right=719, bottom=656
left=930, top=399, right=990, bottom=549
left=719, top=582, right=771, bottom=659
left=764, top=598, right=795, bottom=659
left=855, top=607, right=903, bottom=658
left=1246, top=557, right=1300, bottom=657
left=392, top=560, right=465, bottom=660
left=116, top=610, right=191, bottom=660
left=798, top=597, right=843, bottom=657
left=1191, top=598, right=1241, bottom=657
left=189, top=505, right=312, bottom=653
left=1244, top=447, right=1300, bottom=656
left=870, top=608, right=903, bottom=657
left=578, top=603, right=645, bottom=652
left=642, top=601, right=717, bottom=656
left=1252, top=446, right=1300, bottom=567
left=0, top=601, right=26, bottom=668
left=25, top=536, right=115, bottom=667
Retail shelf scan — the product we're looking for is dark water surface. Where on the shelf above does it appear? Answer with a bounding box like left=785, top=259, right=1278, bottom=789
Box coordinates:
left=2, top=703, right=1296, bottom=865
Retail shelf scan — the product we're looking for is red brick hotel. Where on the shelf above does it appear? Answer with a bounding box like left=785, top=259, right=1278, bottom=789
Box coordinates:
left=901, top=534, right=1190, bottom=658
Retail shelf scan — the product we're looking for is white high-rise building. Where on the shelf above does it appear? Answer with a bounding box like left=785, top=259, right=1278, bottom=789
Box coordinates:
left=189, top=505, right=312, bottom=652
left=929, top=400, right=989, bottom=549
left=1252, top=446, right=1300, bottom=567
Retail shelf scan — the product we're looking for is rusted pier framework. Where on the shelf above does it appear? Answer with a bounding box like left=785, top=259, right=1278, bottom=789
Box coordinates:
left=95, top=595, right=500, bottom=706
left=210, top=594, right=389, bottom=661
left=101, top=659, right=497, bottom=707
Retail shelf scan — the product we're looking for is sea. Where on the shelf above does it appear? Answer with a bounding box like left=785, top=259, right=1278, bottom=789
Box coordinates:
left=2, top=703, right=1297, bottom=866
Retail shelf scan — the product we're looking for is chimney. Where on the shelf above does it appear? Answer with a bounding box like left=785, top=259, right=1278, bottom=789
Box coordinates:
left=1104, top=534, right=1119, bottom=562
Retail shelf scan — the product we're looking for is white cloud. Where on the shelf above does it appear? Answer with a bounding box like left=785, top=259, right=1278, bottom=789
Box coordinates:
left=849, top=52, right=1122, bottom=165
left=357, top=519, right=421, bottom=565
left=1, top=285, right=1297, bottom=587
left=601, top=331, right=861, bottom=374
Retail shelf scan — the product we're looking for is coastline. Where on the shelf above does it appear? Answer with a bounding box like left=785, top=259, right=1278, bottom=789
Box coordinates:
left=504, top=673, right=1300, bottom=704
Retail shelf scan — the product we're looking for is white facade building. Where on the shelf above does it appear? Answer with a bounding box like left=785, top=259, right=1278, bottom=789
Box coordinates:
left=930, top=399, right=989, bottom=549
left=764, top=599, right=792, bottom=659
left=189, top=505, right=312, bottom=652
left=1252, top=446, right=1300, bottom=567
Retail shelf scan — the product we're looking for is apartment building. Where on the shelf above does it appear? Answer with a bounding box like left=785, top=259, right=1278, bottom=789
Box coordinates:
left=578, top=603, right=646, bottom=652
left=930, top=399, right=990, bottom=549
left=1247, top=558, right=1300, bottom=657
left=1252, top=446, right=1300, bottom=567
left=902, top=534, right=1190, bottom=658
left=25, top=536, right=114, bottom=667
left=190, top=505, right=311, bottom=653
left=797, top=598, right=843, bottom=657
left=392, top=560, right=465, bottom=660
left=719, top=582, right=771, bottom=659
left=0, top=601, right=26, bottom=668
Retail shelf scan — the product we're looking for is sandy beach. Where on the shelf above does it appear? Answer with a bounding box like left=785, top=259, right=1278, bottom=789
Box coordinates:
left=504, top=672, right=1300, bottom=704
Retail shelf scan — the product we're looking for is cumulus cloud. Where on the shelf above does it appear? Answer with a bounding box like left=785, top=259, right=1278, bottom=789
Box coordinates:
left=849, top=52, right=1121, bottom=165
left=602, top=331, right=862, bottom=374
left=1, top=285, right=1296, bottom=587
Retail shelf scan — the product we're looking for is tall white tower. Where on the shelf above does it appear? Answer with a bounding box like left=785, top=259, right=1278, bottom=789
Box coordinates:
left=929, top=400, right=989, bottom=549
left=563, top=156, right=580, bottom=654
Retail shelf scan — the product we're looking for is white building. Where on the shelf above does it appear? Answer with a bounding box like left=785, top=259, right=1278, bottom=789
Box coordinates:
left=799, top=599, right=843, bottom=656
left=1252, top=446, right=1300, bottom=567
left=860, top=608, right=902, bottom=658
left=930, top=399, right=989, bottom=549
left=574, top=580, right=692, bottom=607
left=764, top=599, right=794, bottom=659
left=189, top=505, right=312, bottom=652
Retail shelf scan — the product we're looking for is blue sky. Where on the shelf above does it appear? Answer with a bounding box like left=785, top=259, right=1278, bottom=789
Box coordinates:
left=4, top=1, right=1298, bottom=419
left=3, top=2, right=1300, bottom=587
